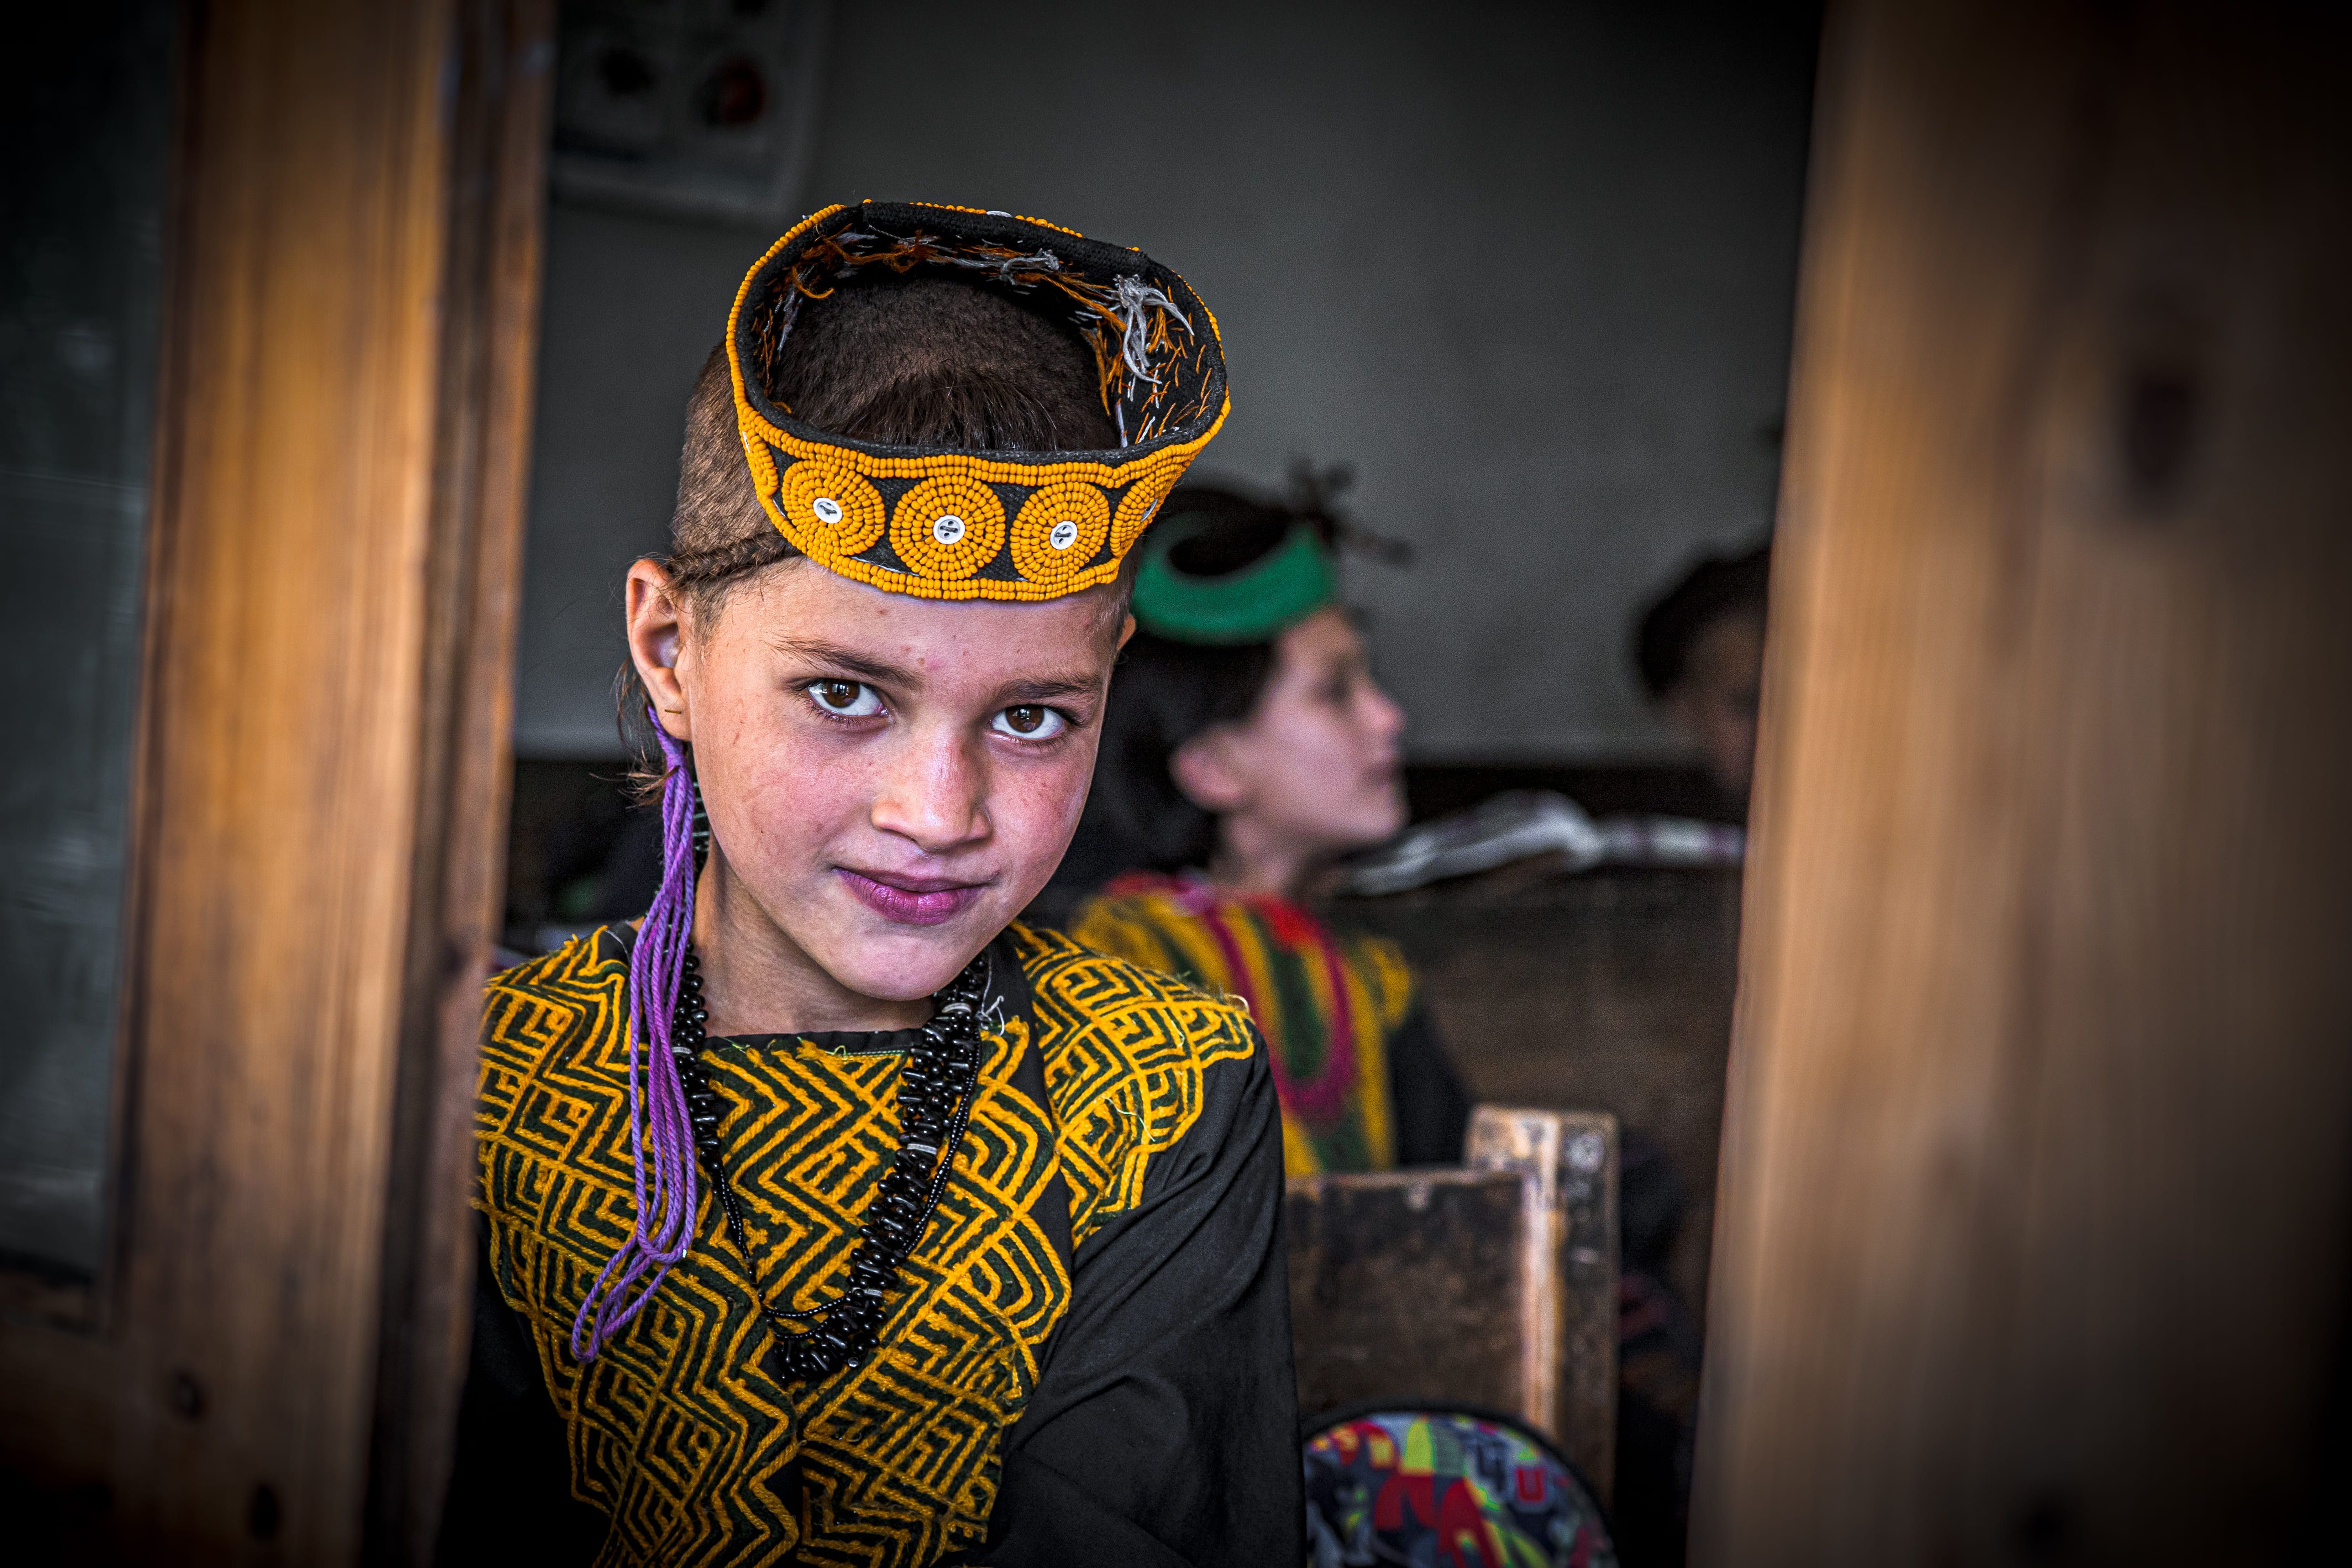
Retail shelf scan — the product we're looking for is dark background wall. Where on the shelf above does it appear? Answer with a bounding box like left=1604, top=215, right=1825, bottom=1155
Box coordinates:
left=511, top=0, right=1817, bottom=762
left=0, top=0, right=175, bottom=1275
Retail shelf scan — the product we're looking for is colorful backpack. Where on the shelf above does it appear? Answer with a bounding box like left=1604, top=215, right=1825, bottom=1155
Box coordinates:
left=1302, top=1404, right=1617, bottom=1568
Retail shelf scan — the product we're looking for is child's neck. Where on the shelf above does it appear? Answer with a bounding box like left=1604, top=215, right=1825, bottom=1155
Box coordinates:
left=1207, top=817, right=1320, bottom=904
left=688, top=858, right=934, bottom=1037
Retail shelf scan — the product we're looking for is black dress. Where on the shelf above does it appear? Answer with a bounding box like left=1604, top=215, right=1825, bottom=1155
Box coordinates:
left=440, top=923, right=1302, bottom=1566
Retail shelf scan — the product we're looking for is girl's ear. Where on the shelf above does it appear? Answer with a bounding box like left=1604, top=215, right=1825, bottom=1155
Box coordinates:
left=625, top=559, right=693, bottom=742
left=1170, top=727, right=1253, bottom=814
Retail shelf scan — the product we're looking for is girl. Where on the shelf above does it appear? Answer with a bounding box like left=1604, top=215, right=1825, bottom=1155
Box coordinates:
left=444, top=204, right=1298, bottom=1568
left=1069, top=488, right=1470, bottom=1175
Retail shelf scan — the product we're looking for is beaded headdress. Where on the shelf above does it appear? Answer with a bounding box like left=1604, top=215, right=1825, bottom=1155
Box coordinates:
left=727, top=200, right=1230, bottom=602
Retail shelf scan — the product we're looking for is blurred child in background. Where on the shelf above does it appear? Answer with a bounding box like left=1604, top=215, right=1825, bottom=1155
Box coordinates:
left=1067, top=485, right=1470, bottom=1173
left=1633, top=541, right=1770, bottom=818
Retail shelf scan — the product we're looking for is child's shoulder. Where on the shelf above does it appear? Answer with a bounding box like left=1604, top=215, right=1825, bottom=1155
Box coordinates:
left=1009, top=919, right=1235, bottom=1009
left=1006, top=921, right=1258, bottom=1065
left=1334, top=924, right=1415, bottom=986
left=1070, top=870, right=1198, bottom=920
left=1062, top=882, right=1193, bottom=969
left=1339, top=926, right=1419, bottom=1026
left=480, top=925, right=630, bottom=1065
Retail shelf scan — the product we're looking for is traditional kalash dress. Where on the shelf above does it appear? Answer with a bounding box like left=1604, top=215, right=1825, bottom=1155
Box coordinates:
left=1071, top=873, right=1466, bottom=1176
left=439, top=204, right=1298, bottom=1567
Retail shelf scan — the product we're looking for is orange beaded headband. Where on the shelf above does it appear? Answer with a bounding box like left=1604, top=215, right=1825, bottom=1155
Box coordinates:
left=726, top=200, right=1230, bottom=603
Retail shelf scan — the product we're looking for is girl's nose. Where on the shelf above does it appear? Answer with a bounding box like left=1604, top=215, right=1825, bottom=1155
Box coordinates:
left=1362, top=681, right=1407, bottom=745
left=867, top=727, right=992, bottom=855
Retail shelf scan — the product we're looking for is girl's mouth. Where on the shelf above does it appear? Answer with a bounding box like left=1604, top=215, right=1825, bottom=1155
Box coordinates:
left=835, top=868, right=987, bottom=927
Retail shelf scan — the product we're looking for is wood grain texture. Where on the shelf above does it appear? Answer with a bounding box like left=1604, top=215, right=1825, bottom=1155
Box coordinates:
left=1694, top=2, right=2352, bottom=1563
left=1287, top=1170, right=1545, bottom=1427
left=363, top=3, right=551, bottom=1560
left=0, top=0, right=546, bottom=1559
left=1467, top=1106, right=1620, bottom=1505
left=1286, top=1119, right=1622, bottom=1505
left=106, top=0, right=452, bottom=1547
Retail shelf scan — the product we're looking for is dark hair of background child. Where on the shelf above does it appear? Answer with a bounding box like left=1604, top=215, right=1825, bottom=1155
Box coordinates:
left=1631, top=541, right=1772, bottom=700
left=1063, top=487, right=1340, bottom=884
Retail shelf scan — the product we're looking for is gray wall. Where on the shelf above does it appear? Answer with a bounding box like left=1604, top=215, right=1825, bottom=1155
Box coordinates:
left=513, top=0, right=1815, bottom=761
left=0, top=0, right=175, bottom=1274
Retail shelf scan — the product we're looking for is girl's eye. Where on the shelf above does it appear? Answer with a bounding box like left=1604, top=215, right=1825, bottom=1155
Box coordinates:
left=807, top=679, right=885, bottom=718
left=992, top=705, right=1068, bottom=741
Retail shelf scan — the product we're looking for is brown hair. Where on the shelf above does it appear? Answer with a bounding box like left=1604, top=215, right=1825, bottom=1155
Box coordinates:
left=620, top=273, right=1128, bottom=757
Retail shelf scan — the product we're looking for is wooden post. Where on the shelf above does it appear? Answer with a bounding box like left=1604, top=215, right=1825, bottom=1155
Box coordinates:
left=363, top=2, right=553, bottom=1558
left=0, top=1, right=551, bottom=1560
left=1467, top=1106, right=1620, bottom=1504
left=1694, top=1, right=2352, bottom=1563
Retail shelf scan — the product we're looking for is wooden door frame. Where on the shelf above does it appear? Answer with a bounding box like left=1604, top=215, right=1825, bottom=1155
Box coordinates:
left=0, top=1, right=552, bottom=1560
left=1693, top=0, right=2352, bottom=1559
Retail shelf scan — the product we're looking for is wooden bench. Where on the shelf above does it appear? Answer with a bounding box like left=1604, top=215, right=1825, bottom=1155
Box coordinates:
left=1285, top=1106, right=1620, bottom=1502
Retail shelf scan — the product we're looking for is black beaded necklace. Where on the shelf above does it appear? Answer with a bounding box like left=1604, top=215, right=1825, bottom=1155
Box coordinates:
left=665, top=850, right=989, bottom=1383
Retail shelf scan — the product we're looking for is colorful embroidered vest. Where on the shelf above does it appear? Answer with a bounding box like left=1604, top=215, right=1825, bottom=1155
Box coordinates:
left=473, top=922, right=1255, bottom=1566
left=1069, top=872, right=1416, bottom=1177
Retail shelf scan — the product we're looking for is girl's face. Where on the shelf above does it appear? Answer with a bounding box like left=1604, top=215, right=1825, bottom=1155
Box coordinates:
left=628, top=558, right=1125, bottom=1028
left=1177, top=606, right=1407, bottom=874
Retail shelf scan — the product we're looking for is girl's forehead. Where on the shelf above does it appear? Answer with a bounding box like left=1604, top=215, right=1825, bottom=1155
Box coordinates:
left=1277, top=605, right=1363, bottom=664
left=716, top=561, right=1120, bottom=686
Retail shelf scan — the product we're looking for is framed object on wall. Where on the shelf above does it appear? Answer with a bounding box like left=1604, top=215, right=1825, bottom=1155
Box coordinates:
left=551, top=0, right=830, bottom=225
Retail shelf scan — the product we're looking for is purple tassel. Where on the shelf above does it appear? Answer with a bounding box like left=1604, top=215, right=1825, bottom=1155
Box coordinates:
left=570, top=712, right=704, bottom=1361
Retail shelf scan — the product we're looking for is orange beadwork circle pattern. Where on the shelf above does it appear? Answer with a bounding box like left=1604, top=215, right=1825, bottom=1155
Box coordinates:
left=1111, top=459, right=1183, bottom=555
left=723, top=200, right=1232, bottom=602
left=1009, top=481, right=1112, bottom=585
left=780, top=457, right=886, bottom=559
left=890, top=474, right=1008, bottom=582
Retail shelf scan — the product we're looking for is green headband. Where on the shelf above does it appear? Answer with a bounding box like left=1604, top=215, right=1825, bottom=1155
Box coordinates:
left=1131, top=515, right=1339, bottom=645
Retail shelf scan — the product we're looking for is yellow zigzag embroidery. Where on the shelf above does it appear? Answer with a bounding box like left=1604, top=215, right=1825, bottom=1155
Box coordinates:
left=474, top=923, right=1255, bottom=1567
